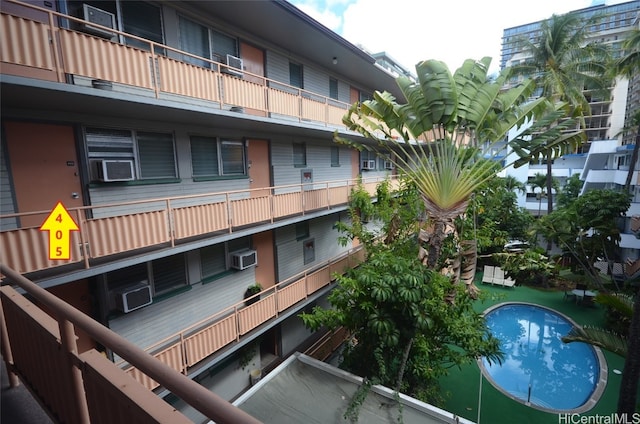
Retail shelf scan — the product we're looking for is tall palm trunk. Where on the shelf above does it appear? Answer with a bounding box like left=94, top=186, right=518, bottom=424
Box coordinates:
left=617, top=285, right=640, bottom=416
left=623, top=125, right=640, bottom=193
left=418, top=197, right=480, bottom=298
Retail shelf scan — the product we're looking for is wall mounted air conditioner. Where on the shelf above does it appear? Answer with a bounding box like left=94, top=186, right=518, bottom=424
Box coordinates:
left=116, top=281, right=152, bottom=313
left=361, top=160, right=376, bottom=170
left=96, top=159, right=135, bottom=182
left=223, top=54, right=244, bottom=78
left=384, top=160, right=394, bottom=170
left=82, top=4, right=116, bottom=39
left=230, top=249, right=257, bottom=270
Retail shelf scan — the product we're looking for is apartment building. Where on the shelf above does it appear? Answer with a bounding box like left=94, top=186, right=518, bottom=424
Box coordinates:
left=499, top=1, right=640, bottom=272
left=0, top=0, right=404, bottom=417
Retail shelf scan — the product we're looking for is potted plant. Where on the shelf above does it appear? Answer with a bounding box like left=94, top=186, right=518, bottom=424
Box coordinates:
left=244, top=283, right=262, bottom=306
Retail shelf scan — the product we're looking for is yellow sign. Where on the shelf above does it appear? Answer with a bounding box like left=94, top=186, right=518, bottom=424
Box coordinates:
left=39, top=202, right=79, bottom=260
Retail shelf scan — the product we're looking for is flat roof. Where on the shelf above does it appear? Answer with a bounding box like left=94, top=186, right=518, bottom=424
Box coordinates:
left=232, top=353, right=474, bottom=424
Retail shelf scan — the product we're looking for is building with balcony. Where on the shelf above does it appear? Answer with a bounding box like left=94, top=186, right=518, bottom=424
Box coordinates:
left=500, top=1, right=640, bottom=211
left=499, top=1, right=640, bottom=270
left=0, top=1, right=410, bottom=420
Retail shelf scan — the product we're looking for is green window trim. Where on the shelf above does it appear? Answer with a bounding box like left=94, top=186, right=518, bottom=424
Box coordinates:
left=89, top=178, right=181, bottom=188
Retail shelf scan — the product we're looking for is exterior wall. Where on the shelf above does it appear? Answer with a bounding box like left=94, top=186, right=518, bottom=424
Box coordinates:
left=280, top=312, right=314, bottom=357
left=275, top=213, right=348, bottom=282
left=0, top=140, right=17, bottom=230
left=271, top=138, right=353, bottom=192
left=108, top=260, right=256, bottom=350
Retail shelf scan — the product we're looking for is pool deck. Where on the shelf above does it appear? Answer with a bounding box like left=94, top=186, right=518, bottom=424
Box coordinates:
left=439, top=283, right=634, bottom=424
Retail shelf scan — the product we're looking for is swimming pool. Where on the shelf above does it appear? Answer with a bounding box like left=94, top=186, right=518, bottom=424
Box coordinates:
left=480, top=303, right=607, bottom=413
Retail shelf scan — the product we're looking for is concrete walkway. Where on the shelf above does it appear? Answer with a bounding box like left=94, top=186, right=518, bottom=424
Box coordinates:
left=1, top=358, right=54, bottom=424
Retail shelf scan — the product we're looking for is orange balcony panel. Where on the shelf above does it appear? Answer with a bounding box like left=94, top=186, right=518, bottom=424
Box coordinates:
left=277, top=278, right=306, bottom=312
left=306, top=268, right=331, bottom=295
left=269, top=89, right=300, bottom=117
left=328, top=185, right=350, bottom=206
left=222, top=74, right=266, bottom=110
left=86, top=211, right=169, bottom=257
left=304, top=189, right=329, bottom=210
left=237, top=294, right=276, bottom=335
left=232, top=196, right=270, bottom=227
left=173, top=202, right=228, bottom=240
left=0, top=13, right=54, bottom=72
left=158, top=56, right=219, bottom=102
left=184, top=314, right=237, bottom=367
left=301, top=97, right=325, bottom=123
left=0, top=227, right=82, bottom=274
left=60, top=29, right=153, bottom=89
left=273, top=192, right=303, bottom=218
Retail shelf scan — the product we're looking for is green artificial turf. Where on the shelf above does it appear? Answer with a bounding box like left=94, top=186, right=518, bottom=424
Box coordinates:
left=438, top=283, right=633, bottom=424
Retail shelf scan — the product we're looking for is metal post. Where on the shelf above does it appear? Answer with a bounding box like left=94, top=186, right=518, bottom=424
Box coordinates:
left=0, top=298, right=20, bottom=388
left=59, top=319, right=91, bottom=423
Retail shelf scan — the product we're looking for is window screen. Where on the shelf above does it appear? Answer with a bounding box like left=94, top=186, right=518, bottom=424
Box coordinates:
left=137, top=132, right=176, bottom=179
left=151, top=254, right=186, bottom=295
left=191, top=136, right=219, bottom=176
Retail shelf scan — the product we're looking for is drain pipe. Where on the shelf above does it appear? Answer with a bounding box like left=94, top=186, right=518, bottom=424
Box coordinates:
left=527, top=383, right=532, bottom=404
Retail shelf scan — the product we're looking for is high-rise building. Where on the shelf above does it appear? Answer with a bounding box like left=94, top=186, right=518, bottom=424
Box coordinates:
left=500, top=1, right=640, bottom=275
left=0, top=1, right=408, bottom=420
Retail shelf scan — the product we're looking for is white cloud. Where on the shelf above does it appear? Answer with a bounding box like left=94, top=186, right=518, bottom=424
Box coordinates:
left=290, top=0, right=626, bottom=75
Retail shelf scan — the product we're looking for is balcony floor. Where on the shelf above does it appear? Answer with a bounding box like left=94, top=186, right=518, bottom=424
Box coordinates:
left=1, top=356, right=53, bottom=424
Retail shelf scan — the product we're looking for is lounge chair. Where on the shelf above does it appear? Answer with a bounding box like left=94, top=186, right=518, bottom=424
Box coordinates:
left=482, top=266, right=495, bottom=284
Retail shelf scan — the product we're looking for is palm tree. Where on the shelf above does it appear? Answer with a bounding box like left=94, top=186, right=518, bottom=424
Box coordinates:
left=338, top=57, right=583, bottom=298
left=528, top=172, right=548, bottom=216
left=612, top=27, right=640, bottom=418
left=617, top=29, right=640, bottom=193
left=502, top=175, right=526, bottom=195
left=511, top=12, right=613, bottom=215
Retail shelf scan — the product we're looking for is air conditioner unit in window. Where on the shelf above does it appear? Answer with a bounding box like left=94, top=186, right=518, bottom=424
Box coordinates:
left=384, top=160, right=394, bottom=170
left=82, top=4, right=116, bottom=39
left=96, top=159, right=135, bottom=182
left=116, top=281, right=152, bottom=313
left=223, top=54, right=244, bottom=78
left=361, top=160, right=376, bottom=170
left=230, top=249, right=257, bottom=270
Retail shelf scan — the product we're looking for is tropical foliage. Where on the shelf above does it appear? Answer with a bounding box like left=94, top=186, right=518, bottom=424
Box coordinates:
left=510, top=11, right=613, bottom=214
left=535, top=189, right=630, bottom=290
left=301, top=180, right=502, bottom=416
left=337, top=57, right=583, bottom=297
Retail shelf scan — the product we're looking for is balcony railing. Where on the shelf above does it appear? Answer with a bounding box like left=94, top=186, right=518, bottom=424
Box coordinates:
left=116, top=246, right=365, bottom=391
left=0, top=264, right=262, bottom=424
left=1, top=0, right=353, bottom=128
left=0, top=176, right=392, bottom=274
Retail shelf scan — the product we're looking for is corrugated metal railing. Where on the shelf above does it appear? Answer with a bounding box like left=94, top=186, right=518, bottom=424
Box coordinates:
left=117, top=246, right=365, bottom=391
left=1, top=0, right=351, bottom=127
left=0, top=264, right=262, bottom=424
left=0, top=176, right=391, bottom=274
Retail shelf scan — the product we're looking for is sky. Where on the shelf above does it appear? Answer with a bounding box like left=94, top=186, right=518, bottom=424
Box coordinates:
left=288, top=0, right=630, bottom=75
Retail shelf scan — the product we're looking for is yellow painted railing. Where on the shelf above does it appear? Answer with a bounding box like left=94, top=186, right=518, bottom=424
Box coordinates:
left=118, top=246, right=365, bottom=391
left=0, top=176, right=390, bottom=274
left=1, top=1, right=351, bottom=127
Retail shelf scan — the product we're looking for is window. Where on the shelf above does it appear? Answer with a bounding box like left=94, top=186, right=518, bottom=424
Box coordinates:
left=329, top=77, right=338, bottom=100
left=295, top=222, right=309, bottom=240
left=86, top=127, right=177, bottom=181
left=121, top=1, right=163, bottom=51
left=200, top=237, right=251, bottom=281
left=151, top=255, right=187, bottom=295
left=200, top=244, right=226, bottom=279
left=331, top=146, right=340, bottom=167
left=293, top=143, right=306, bottom=167
left=361, top=150, right=376, bottom=169
left=137, top=132, right=177, bottom=179
left=211, top=30, right=238, bottom=61
left=190, top=136, right=246, bottom=177
left=179, top=16, right=210, bottom=67
left=105, top=254, right=187, bottom=301
left=289, top=62, right=303, bottom=88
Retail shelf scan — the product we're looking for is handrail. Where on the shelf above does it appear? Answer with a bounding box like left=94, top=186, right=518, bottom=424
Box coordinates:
left=2, top=0, right=353, bottom=126
left=118, top=246, right=362, bottom=366
left=0, top=263, right=262, bottom=424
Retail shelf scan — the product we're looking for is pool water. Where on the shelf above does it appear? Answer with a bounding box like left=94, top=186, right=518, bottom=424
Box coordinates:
left=482, top=303, right=601, bottom=411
